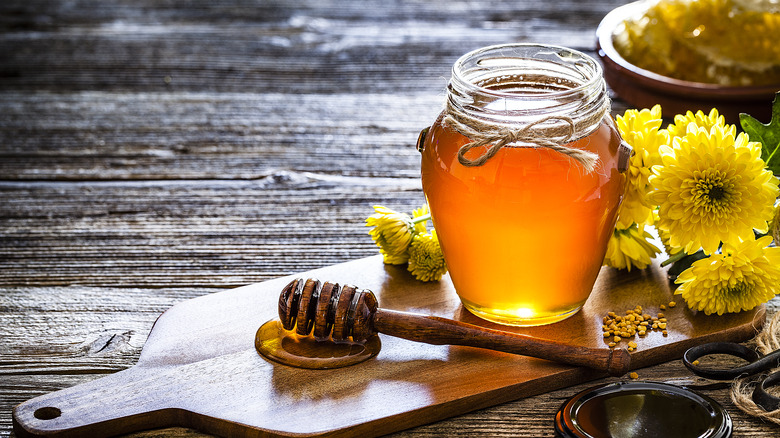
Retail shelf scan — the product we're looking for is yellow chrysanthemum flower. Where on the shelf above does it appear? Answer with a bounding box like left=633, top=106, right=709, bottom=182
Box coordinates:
left=675, top=236, right=780, bottom=315
left=366, top=205, right=415, bottom=264
left=666, top=108, right=733, bottom=140
left=407, top=230, right=447, bottom=282
left=649, top=124, right=780, bottom=255
left=603, top=223, right=661, bottom=271
left=615, top=105, right=669, bottom=228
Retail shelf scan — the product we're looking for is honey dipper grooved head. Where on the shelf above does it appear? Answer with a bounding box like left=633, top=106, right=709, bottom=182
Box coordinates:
left=277, top=278, right=379, bottom=342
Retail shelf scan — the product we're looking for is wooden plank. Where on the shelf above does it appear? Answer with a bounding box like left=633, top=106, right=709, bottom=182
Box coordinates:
left=0, top=178, right=425, bottom=287
left=0, top=92, right=441, bottom=180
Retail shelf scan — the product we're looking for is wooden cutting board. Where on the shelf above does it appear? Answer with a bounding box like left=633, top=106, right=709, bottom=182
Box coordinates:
left=13, top=255, right=764, bottom=438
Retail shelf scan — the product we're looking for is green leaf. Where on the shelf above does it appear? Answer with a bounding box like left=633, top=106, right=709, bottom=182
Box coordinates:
left=740, top=92, right=780, bottom=175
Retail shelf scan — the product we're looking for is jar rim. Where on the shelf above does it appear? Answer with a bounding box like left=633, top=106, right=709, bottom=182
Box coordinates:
left=450, top=43, right=603, bottom=101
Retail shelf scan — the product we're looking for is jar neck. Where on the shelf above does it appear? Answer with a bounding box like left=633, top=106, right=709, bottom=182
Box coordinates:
left=446, top=44, right=609, bottom=141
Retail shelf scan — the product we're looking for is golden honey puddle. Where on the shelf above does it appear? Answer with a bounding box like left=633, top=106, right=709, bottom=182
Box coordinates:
left=255, top=319, right=380, bottom=369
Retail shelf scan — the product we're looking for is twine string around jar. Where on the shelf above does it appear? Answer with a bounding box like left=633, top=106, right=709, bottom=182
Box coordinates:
left=442, top=96, right=605, bottom=173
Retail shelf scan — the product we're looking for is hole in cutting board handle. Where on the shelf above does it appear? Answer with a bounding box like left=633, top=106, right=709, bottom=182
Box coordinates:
left=33, top=407, right=61, bottom=420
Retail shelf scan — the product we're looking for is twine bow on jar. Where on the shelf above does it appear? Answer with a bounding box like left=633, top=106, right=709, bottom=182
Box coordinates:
left=441, top=99, right=604, bottom=173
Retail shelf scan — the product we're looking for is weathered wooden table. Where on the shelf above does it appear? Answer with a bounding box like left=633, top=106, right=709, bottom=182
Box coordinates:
left=1, top=0, right=778, bottom=436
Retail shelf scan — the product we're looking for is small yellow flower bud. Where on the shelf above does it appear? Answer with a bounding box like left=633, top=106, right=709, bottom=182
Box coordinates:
left=407, top=230, right=448, bottom=282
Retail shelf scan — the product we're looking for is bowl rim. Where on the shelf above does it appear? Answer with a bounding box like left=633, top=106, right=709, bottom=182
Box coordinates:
left=596, top=1, right=780, bottom=98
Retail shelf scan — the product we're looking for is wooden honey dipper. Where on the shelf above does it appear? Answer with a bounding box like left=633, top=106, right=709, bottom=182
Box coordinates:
left=278, top=278, right=631, bottom=376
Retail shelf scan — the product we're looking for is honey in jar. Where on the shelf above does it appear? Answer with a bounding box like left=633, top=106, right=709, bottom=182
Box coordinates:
left=420, top=44, right=630, bottom=326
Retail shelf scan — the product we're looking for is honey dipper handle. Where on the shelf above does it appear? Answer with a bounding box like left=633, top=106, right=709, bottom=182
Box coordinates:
left=372, top=309, right=630, bottom=376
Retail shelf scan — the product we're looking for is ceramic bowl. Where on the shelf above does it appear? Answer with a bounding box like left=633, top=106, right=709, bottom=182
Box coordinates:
left=596, top=1, right=779, bottom=124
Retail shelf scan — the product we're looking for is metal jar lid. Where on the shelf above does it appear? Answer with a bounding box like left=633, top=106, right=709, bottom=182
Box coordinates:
left=554, top=381, right=732, bottom=438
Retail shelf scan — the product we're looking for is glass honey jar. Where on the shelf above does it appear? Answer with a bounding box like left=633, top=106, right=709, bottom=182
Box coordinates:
left=419, top=44, right=630, bottom=326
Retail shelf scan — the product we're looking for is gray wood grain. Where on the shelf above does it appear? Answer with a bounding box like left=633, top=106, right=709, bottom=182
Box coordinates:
left=0, top=178, right=423, bottom=287
left=1, top=0, right=777, bottom=437
left=0, top=0, right=619, bottom=93
left=0, top=92, right=440, bottom=180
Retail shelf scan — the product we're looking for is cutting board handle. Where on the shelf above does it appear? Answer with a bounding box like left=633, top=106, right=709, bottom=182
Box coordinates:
left=13, top=366, right=180, bottom=438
